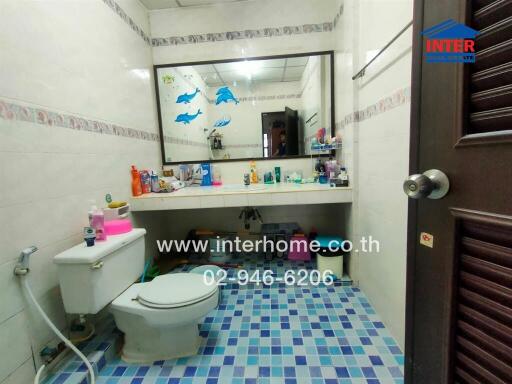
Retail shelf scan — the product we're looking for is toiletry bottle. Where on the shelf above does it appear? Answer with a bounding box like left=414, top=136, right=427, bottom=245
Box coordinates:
left=84, top=227, right=96, bottom=247
left=150, top=171, right=160, bottom=192
left=275, top=167, right=281, bottom=183
left=201, top=163, right=212, bottom=186
left=326, top=157, right=338, bottom=179
left=250, top=161, right=258, bottom=184
left=131, top=165, right=142, bottom=196
left=212, top=165, right=222, bottom=186
left=90, top=208, right=107, bottom=241
left=340, top=167, right=349, bottom=186
left=140, top=170, right=151, bottom=194
left=179, top=164, right=188, bottom=182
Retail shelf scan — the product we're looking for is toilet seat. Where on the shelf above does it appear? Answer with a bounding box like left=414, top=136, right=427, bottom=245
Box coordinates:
left=137, top=273, right=218, bottom=309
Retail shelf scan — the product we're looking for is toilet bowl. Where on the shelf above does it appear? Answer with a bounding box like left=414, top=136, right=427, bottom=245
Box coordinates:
left=54, top=229, right=219, bottom=363
left=110, top=273, right=219, bottom=363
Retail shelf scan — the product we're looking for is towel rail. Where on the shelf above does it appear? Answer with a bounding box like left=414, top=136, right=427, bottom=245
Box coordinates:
left=352, top=20, right=413, bottom=80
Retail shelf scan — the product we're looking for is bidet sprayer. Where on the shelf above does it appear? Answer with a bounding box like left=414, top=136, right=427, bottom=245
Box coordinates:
left=14, top=246, right=38, bottom=275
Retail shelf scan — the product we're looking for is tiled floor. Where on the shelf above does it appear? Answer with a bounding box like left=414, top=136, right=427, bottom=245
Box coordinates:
left=45, top=256, right=404, bottom=384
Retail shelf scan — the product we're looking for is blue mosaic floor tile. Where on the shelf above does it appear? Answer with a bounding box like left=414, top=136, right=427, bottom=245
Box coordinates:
left=45, top=255, right=403, bottom=383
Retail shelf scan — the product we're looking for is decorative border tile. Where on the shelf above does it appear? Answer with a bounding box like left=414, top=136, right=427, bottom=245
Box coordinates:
left=163, top=135, right=208, bottom=148
left=206, top=94, right=303, bottom=105
left=0, top=99, right=159, bottom=142
left=223, top=143, right=262, bottom=149
left=102, top=0, right=151, bottom=45
left=335, top=86, right=412, bottom=131
left=333, top=3, right=344, bottom=29
left=153, top=23, right=334, bottom=47
left=103, top=0, right=344, bottom=47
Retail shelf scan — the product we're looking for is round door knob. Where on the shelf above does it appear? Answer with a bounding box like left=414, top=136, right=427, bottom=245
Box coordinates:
left=403, top=169, right=450, bottom=199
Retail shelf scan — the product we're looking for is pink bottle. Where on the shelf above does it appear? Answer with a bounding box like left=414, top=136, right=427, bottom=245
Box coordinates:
left=90, top=208, right=107, bottom=241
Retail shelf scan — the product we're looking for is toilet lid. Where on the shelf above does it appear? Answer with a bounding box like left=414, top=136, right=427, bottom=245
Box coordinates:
left=137, top=273, right=218, bottom=309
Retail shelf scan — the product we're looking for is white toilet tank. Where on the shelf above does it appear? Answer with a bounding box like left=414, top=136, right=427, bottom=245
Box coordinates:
left=54, top=228, right=146, bottom=315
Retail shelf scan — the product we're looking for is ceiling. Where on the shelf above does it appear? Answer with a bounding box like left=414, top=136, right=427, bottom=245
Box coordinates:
left=140, top=0, right=250, bottom=10
left=193, top=57, right=309, bottom=87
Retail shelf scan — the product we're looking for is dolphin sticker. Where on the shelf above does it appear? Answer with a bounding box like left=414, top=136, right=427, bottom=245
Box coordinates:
left=176, top=88, right=200, bottom=104
left=175, top=109, right=202, bottom=124
left=216, top=86, right=230, bottom=95
left=214, top=115, right=231, bottom=127
left=215, top=87, right=239, bottom=105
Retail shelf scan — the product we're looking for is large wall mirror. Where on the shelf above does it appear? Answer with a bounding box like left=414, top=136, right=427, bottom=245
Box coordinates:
left=155, top=51, right=335, bottom=165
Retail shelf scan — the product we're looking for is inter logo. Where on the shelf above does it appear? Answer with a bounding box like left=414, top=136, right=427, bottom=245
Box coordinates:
left=422, top=19, right=480, bottom=63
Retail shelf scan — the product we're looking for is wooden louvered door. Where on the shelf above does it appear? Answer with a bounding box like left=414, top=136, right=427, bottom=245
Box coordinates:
left=407, top=1, right=512, bottom=383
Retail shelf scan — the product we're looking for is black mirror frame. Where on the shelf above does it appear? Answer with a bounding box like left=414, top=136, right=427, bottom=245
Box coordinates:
left=154, top=50, right=335, bottom=165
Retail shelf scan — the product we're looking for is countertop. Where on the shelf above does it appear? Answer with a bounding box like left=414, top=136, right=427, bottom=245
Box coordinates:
left=130, top=183, right=352, bottom=211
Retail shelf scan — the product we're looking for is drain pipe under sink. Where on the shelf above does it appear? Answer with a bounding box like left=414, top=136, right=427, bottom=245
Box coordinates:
left=14, top=247, right=95, bottom=384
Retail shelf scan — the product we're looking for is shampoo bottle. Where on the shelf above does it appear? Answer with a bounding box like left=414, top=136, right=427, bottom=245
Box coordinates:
left=250, top=161, right=258, bottom=184
left=131, top=165, right=142, bottom=196
left=201, top=163, right=212, bottom=186
left=140, top=170, right=151, bottom=194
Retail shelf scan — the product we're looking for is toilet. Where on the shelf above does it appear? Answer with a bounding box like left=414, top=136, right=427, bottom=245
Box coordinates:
left=54, top=228, right=219, bottom=362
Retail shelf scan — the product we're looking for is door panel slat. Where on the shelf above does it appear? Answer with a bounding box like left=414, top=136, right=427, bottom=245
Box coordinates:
left=474, top=39, right=512, bottom=71
left=468, top=1, right=512, bottom=134
left=454, top=367, right=482, bottom=384
left=459, top=304, right=512, bottom=345
left=462, top=221, right=512, bottom=248
left=456, top=351, right=508, bottom=384
left=471, top=83, right=512, bottom=111
left=452, top=209, right=512, bottom=383
left=457, top=320, right=512, bottom=363
left=461, top=236, right=512, bottom=268
left=457, top=336, right=512, bottom=379
left=460, top=271, right=512, bottom=306
left=473, top=0, right=512, bottom=30
left=472, top=62, right=512, bottom=92
left=459, top=288, right=512, bottom=325
left=476, top=15, right=512, bottom=50
left=461, top=254, right=512, bottom=287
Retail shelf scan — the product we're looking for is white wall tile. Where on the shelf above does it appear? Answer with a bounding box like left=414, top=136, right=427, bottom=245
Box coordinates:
left=333, top=0, right=412, bottom=349
left=0, top=1, right=161, bottom=382
left=0, top=358, right=35, bottom=384
left=0, top=312, right=33, bottom=383
left=0, top=260, right=24, bottom=324
left=150, top=1, right=338, bottom=179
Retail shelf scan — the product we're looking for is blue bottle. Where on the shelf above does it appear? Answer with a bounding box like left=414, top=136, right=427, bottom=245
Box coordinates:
left=201, top=163, right=212, bottom=186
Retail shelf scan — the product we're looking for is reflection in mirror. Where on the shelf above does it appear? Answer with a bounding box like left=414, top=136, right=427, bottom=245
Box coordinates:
left=155, top=52, right=334, bottom=164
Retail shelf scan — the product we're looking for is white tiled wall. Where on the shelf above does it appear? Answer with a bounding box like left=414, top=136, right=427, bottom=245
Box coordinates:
left=333, top=0, right=412, bottom=349
left=0, top=0, right=412, bottom=381
left=0, top=1, right=161, bottom=382
left=150, top=0, right=340, bottom=178
left=150, top=0, right=337, bottom=64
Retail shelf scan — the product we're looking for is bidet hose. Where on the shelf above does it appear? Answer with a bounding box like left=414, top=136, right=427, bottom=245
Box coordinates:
left=34, top=365, right=45, bottom=383
left=21, top=277, right=95, bottom=384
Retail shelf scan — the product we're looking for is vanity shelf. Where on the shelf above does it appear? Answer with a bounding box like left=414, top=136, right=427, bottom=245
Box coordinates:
left=311, top=143, right=342, bottom=151
left=130, top=183, right=352, bottom=211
